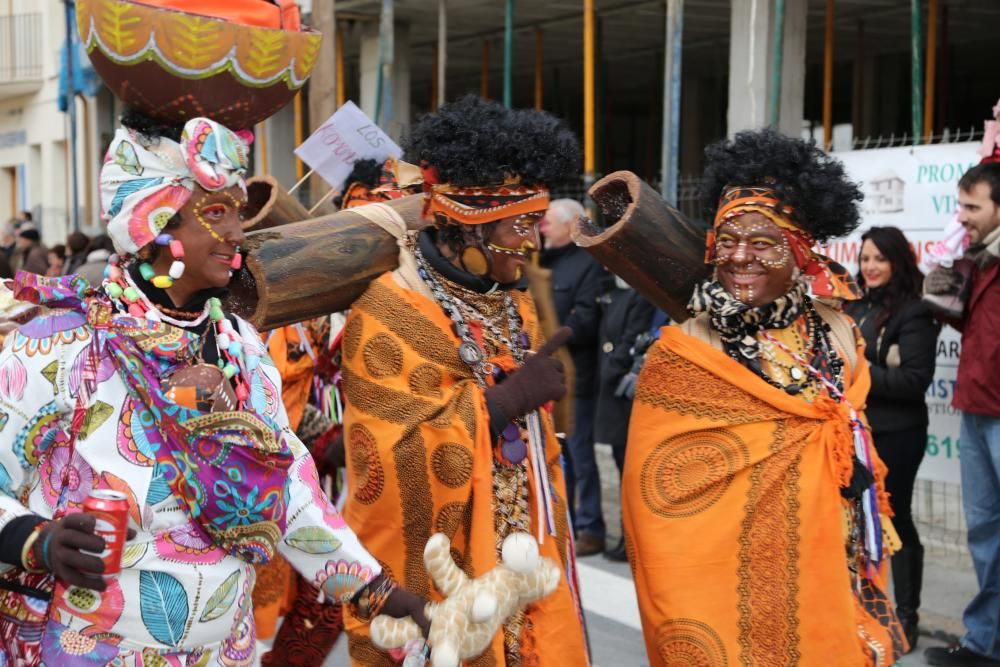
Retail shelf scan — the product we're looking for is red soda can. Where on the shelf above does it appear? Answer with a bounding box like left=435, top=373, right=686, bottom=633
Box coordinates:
left=83, top=490, right=129, bottom=577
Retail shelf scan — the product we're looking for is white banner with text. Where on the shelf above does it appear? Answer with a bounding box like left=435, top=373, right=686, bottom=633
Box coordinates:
left=828, top=142, right=979, bottom=484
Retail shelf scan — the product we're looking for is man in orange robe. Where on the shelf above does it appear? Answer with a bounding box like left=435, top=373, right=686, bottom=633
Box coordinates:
left=623, top=129, right=906, bottom=667
left=341, top=96, right=589, bottom=665
left=256, top=159, right=423, bottom=664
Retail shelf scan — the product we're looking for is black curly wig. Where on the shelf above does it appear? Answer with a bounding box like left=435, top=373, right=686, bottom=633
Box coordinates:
left=404, top=95, right=581, bottom=188
left=332, top=158, right=385, bottom=208
left=120, top=107, right=184, bottom=143
left=700, top=128, right=862, bottom=242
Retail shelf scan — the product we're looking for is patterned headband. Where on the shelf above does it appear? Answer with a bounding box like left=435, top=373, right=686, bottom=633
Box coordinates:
left=420, top=166, right=549, bottom=226
left=100, top=117, right=249, bottom=255
left=341, top=159, right=424, bottom=209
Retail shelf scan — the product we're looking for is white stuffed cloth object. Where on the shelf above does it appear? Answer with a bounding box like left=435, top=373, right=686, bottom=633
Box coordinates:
left=371, top=532, right=561, bottom=667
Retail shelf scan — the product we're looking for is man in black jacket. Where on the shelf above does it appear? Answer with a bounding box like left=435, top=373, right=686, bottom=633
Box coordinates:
left=595, top=278, right=657, bottom=561
left=540, top=198, right=607, bottom=556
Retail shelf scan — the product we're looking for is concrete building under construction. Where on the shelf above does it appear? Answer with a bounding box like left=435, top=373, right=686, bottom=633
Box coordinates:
left=1, top=0, right=999, bottom=236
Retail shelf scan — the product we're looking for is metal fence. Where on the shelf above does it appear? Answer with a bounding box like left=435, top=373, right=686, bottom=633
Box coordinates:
left=915, top=479, right=968, bottom=561
left=836, top=127, right=984, bottom=152
left=0, top=13, right=43, bottom=83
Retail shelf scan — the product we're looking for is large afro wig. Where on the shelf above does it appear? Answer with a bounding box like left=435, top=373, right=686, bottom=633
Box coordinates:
left=700, top=128, right=863, bottom=242
left=404, top=94, right=581, bottom=189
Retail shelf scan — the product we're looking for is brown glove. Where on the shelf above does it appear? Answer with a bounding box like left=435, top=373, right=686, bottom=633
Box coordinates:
left=34, top=513, right=108, bottom=591
left=380, top=582, right=431, bottom=637
left=924, top=266, right=962, bottom=295
left=484, top=326, right=572, bottom=422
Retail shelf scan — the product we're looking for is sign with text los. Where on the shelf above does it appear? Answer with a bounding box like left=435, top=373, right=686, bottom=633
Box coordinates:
left=831, top=142, right=978, bottom=485
left=294, top=101, right=402, bottom=190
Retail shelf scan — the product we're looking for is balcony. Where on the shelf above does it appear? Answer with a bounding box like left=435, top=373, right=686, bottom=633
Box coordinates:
left=0, top=13, right=44, bottom=99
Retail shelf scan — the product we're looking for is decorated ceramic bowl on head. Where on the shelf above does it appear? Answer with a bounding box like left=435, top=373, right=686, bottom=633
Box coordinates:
left=77, top=0, right=321, bottom=129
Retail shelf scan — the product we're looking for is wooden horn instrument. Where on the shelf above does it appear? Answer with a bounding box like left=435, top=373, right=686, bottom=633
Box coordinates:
left=573, top=171, right=711, bottom=323
left=225, top=180, right=428, bottom=330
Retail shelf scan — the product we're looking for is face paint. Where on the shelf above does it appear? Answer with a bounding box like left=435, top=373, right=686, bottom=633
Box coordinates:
left=712, top=212, right=797, bottom=307
left=193, top=191, right=247, bottom=243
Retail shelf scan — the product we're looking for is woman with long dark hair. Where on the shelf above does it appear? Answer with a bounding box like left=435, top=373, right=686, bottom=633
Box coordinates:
left=846, top=225, right=939, bottom=651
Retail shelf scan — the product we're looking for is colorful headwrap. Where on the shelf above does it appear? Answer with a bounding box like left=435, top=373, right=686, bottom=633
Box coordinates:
left=100, top=117, right=249, bottom=256
left=422, top=166, right=550, bottom=226
left=708, top=185, right=862, bottom=301
left=341, top=159, right=424, bottom=210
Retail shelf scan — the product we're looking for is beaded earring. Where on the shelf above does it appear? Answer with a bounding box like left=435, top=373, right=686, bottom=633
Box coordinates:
left=104, top=255, right=148, bottom=319
left=229, top=246, right=242, bottom=276
left=137, top=234, right=185, bottom=290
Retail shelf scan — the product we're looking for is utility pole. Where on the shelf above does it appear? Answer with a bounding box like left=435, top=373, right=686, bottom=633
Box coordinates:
left=308, top=0, right=338, bottom=205
left=64, top=0, right=80, bottom=231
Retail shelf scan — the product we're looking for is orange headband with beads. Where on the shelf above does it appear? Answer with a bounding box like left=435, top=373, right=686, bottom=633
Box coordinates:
left=421, top=165, right=550, bottom=226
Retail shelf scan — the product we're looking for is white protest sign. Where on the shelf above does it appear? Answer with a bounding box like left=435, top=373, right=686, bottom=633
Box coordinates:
left=829, top=142, right=980, bottom=485
left=294, top=101, right=402, bottom=189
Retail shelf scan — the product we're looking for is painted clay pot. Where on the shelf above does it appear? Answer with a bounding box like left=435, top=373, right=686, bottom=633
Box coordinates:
left=77, top=0, right=321, bottom=129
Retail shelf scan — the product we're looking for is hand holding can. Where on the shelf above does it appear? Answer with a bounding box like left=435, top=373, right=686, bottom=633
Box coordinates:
left=82, top=489, right=130, bottom=578
left=33, top=513, right=109, bottom=591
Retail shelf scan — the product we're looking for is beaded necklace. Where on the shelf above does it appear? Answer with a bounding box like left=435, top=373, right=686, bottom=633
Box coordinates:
left=413, top=244, right=526, bottom=385
left=413, top=244, right=557, bottom=543
left=734, top=299, right=844, bottom=396
left=102, top=254, right=259, bottom=407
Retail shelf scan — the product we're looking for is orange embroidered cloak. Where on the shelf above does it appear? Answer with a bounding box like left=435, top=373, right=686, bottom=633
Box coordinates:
left=623, top=322, right=905, bottom=667
left=340, top=273, right=588, bottom=666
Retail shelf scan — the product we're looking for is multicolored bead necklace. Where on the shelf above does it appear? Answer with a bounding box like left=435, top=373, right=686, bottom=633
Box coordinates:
left=413, top=244, right=558, bottom=543
left=102, top=251, right=259, bottom=407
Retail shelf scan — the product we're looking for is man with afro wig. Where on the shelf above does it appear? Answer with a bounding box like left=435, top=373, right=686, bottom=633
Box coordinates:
left=622, top=128, right=907, bottom=666
left=338, top=95, right=589, bottom=666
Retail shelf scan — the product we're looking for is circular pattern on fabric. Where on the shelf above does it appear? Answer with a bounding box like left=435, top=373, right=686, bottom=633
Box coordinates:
left=640, top=429, right=749, bottom=519
left=58, top=627, right=99, bottom=655
left=349, top=424, right=385, bottom=505
left=655, top=619, right=727, bottom=666
left=431, top=443, right=473, bottom=489
left=434, top=501, right=468, bottom=537
left=408, top=363, right=443, bottom=398
left=362, top=333, right=404, bottom=378
left=14, top=402, right=63, bottom=468
left=342, top=314, right=363, bottom=361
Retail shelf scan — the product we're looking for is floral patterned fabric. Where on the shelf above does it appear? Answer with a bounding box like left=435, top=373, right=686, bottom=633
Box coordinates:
left=0, top=275, right=380, bottom=665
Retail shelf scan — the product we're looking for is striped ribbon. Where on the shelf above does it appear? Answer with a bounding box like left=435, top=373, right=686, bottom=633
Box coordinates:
left=526, top=409, right=557, bottom=544
left=759, top=331, right=883, bottom=566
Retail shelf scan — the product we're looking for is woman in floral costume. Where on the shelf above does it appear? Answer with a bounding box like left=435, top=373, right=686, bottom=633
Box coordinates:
left=0, top=111, right=425, bottom=665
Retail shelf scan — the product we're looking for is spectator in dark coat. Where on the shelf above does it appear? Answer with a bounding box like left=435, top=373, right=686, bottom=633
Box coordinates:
left=9, top=226, right=48, bottom=275
left=540, top=198, right=607, bottom=556
left=0, top=250, right=12, bottom=279
left=595, top=277, right=656, bottom=561
left=845, top=226, right=938, bottom=652
left=0, top=221, right=15, bottom=259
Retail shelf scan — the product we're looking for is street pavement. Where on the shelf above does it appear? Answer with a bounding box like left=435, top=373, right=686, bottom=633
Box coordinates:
left=310, top=550, right=949, bottom=666
left=291, top=443, right=976, bottom=665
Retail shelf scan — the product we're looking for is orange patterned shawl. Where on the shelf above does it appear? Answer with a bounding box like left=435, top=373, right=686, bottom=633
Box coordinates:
left=623, top=319, right=905, bottom=667
left=340, top=273, right=588, bottom=666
